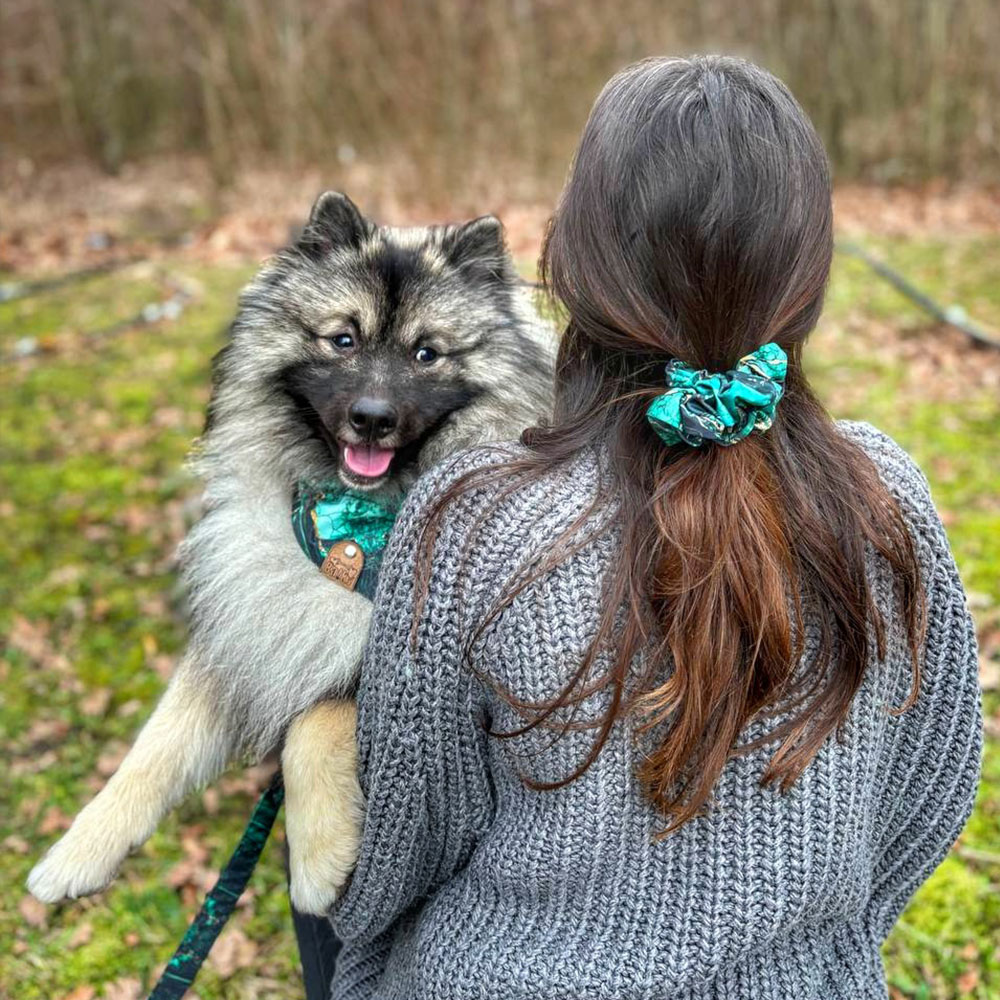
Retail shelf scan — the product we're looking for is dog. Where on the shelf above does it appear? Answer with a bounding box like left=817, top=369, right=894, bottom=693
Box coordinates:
left=28, top=192, right=555, bottom=915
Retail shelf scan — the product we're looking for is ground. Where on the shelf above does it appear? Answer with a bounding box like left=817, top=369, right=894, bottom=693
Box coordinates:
left=1, top=187, right=998, bottom=999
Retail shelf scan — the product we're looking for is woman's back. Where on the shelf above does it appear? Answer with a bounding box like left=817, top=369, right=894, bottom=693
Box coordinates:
left=331, top=420, right=980, bottom=999
left=329, top=55, right=981, bottom=998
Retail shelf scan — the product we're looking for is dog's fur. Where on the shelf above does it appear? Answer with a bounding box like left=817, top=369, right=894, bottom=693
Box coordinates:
left=28, top=193, right=554, bottom=914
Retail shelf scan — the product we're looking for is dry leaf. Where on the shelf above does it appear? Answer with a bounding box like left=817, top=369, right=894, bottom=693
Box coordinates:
left=151, top=654, right=175, bottom=680
left=39, top=805, right=72, bottom=835
left=4, top=834, right=29, bottom=854
left=166, top=858, right=199, bottom=889
left=80, top=687, right=112, bottom=716
left=11, top=748, right=58, bottom=776
left=8, top=616, right=51, bottom=660
left=979, top=656, right=999, bottom=691
left=23, top=717, right=71, bottom=748
left=97, top=742, right=129, bottom=777
left=208, top=928, right=258, bottom=977
left=102, top=978, right=141, bottom=1000
left=19, top=894, right=48, bottom=928
left=957, top=967, right=980, bottom=993
left=68, top=922, right=93, bottom=948
left=180, top=826, right=210, bottom=864
left=202, top=787, right=219, bottom=815
left=60, top=987, right=96, bottom=1000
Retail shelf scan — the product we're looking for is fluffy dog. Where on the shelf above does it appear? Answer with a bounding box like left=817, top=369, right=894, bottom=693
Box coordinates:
left=28, top=192, right=554, bottom=914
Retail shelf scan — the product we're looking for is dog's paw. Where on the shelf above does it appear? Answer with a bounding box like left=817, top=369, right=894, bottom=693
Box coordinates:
left=286, top=775, right=363, bottom=916
left=288, top=856, right=349, bottom=917
left=27, top=827, right=125, bottom=903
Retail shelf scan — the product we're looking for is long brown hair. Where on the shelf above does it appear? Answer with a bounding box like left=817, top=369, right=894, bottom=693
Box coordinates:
left=416, top=56, right=924, bottom=832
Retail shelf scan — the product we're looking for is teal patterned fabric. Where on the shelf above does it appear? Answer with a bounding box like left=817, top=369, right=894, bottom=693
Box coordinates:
left=148, top=776, right=284, bottom=1000
left=291, top=485, right=402, bottom=599
left=646, top=342, right=787, bottom=447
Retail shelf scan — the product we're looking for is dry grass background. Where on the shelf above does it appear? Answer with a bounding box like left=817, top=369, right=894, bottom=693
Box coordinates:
left=3, top=0, right=1000, bottom=199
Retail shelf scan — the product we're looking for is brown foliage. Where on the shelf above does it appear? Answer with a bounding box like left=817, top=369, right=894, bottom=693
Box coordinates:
left=1, top=0, right=999, bottom=194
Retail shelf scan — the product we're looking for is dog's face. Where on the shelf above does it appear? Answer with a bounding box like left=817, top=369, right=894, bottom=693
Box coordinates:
left=225, top=192, right=549, bottom=493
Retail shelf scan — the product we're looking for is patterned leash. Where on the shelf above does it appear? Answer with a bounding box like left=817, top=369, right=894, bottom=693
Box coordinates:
left=147, top=774, right=284, bottom=1000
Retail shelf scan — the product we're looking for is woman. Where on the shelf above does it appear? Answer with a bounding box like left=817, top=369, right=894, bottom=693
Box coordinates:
left=330, top=56, right=982, bottom=998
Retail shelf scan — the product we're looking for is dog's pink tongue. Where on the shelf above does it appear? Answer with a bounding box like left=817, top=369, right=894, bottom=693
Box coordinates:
left=343, top=444, right=394, bottom=478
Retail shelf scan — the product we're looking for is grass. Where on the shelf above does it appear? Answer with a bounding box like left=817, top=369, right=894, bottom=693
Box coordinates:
left=1, top=239, right=998, bottom=999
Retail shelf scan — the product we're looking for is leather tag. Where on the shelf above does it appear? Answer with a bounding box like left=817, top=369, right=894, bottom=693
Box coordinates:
left=320, top=539, right=365, bottom=591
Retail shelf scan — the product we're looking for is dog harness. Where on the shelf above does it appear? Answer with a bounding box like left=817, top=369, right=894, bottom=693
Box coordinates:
left=147, top=485, right=402, bottom=1000
left=291, top=483, right=402, bottom=599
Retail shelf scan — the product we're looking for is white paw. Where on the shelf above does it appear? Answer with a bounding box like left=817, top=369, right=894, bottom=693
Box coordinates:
left=27, top=825, right=127, bottom=903
left=288, top=857, right=348, bottom=917
left=286, top=779, right=363, bottom=917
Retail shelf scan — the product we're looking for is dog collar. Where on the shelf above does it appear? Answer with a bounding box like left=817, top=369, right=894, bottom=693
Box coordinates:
left=291, top=484, right=402, bottom=599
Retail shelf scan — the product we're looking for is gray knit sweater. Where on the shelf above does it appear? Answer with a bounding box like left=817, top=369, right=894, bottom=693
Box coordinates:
left=330, top=420, right=982, bottom=1000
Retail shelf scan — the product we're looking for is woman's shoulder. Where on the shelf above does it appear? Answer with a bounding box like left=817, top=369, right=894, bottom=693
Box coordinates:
left=407, top=440, right=532, bottom=504
left=385, top=441, right=606, bottom=613
left=400, top=440, right=602, bottom=536
left=834, top=419, right=945, bottom=553
left=835, top=419, right=931, bottom=497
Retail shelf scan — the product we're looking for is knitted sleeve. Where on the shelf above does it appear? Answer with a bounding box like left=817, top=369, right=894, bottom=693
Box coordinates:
left=331, top=450, right=499, bottom=948
left=843, top=423, right=983, bottom=941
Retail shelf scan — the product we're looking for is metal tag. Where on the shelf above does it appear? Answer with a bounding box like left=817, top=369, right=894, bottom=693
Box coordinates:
left=320, top=539, right=365, bottom=591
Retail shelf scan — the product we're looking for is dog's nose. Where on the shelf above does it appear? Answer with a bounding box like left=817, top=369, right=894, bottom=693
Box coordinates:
left=348, top=397, right=398, bottom=440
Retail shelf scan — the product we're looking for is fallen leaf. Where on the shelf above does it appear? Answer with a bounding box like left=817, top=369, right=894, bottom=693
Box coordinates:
left=97, top=742, right=129, bottom=777
left=22, top=717, right=71, bottom=748
left=11, top=748, right=59, bottom=776
left=4, top=834, right=29, bottom=854
left=60, top=987, right=95, bottom=1000
left=80, top=687, right=112, bottom=716
left=19, top=894, right=47, bottom=928
left=102, top=978, right=141, bottom=1000
left=957, top=967, right=979, bottom=993
left=166, top=858, right=200, bottom=889
left=39, top=805, right=72, bottom=835
left=8, top=616, right=51, bottom=660
left=959, top=941, right=978, bottom=960
left=68, top=922, right=93, bottom=948
left=151, top=654, right=175, bottom=680
left=208, top=928, right=258, bottom=977
left=180, top=826, right=210, bottom=864
left=979, top=656, right=999, bottom=691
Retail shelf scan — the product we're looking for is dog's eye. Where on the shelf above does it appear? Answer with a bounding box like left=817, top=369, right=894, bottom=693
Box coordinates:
left=414, top=346, right=438, bottom=364
left=331, top=331, right=355, bottom=350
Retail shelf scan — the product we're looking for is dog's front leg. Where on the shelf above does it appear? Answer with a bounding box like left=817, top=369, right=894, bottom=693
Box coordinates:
left=282, top=698, right=362, bottom=916
left=27, top=660, right=233, bottom=903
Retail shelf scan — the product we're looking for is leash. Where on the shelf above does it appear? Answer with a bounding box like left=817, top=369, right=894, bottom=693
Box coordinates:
left=147, top=774, right=284, bottom=1000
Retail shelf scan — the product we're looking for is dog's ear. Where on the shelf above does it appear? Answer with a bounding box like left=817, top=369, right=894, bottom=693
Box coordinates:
left=297, top=191, right=369, bottom=258
left=444, top=215, right=514, bottom=285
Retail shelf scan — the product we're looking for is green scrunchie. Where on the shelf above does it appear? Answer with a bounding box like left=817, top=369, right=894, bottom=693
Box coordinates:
left=645, top=342, right=787, bottom=447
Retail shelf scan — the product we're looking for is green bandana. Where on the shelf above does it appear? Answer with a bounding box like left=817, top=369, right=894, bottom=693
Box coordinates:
left=291, top=484, right=402, bottom=599
left=645, top=342, right=787, bottom=447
